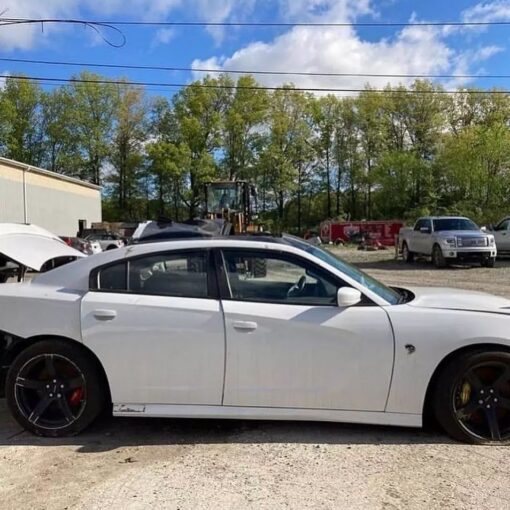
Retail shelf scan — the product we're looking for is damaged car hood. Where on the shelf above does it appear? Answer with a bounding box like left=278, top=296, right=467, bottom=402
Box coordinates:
left=0, top=223, right=84, bottom=271
left=407, top=286, right=510, bottom=314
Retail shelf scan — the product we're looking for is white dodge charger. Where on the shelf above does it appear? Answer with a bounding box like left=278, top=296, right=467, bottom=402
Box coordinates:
left=0, top=235, right=509, bottom=444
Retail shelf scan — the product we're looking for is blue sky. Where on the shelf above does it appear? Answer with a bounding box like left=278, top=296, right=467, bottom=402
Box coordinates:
left=1, top=0, right=510, bottom=98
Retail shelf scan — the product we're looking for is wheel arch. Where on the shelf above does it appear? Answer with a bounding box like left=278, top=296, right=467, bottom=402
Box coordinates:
left=422, top=342, right=510, bottom=422
left=1, top=334, right=112, bottom=404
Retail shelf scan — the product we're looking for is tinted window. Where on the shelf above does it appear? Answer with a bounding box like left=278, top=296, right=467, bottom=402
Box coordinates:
left=495, top=219, right=510, bottom=231
left=414, top=220, right=424, bottom=231
left=128, top=252, right=208, bottom=298
left=433, top=218, right=478, bottom=231
left=222, top=251, right=340, bottom=305
left=98, top=262, right=127, bottom=291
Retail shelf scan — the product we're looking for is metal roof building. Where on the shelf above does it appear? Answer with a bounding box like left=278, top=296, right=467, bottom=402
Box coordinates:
left=0, top=157, right=102, bottom=236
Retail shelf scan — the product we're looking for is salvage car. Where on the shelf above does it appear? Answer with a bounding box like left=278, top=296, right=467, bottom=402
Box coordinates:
left=0, top=235, right=509, bottom=444
left=399, top=216, right=497, bottom=268
left=0, top=223, right=85, bottom=282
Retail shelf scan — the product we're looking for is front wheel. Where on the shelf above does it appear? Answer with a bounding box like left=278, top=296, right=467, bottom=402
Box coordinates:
left=432, top=244, right=447, bottom=268
left=6, top=339, right=106, bottom=437
left=433, top=350, right=510, bottom=444
left=482, top=257, right=496, bottom=268
left=402, top=242, right=414, bottom=263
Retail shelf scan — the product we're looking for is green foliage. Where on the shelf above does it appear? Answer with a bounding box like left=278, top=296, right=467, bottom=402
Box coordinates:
left=1, top=74, right=509, bottom=228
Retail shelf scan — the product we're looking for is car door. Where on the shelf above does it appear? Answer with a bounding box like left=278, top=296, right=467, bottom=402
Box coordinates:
left=81, top=249, right=225, bottom=406
left=493, top=219, right=510, bottom=251
left=219, top=249, right=395, bottom=412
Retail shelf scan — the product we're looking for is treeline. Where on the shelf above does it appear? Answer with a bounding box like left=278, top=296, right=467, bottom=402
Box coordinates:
left=1, top=72, right=510, bottom=231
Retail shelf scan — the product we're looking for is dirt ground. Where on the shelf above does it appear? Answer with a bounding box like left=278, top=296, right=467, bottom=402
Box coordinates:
left=1, top=249, right=509, bottom=510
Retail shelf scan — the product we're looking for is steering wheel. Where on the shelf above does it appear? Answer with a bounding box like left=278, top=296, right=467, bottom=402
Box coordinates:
left=287, top=275, right=307, bottom=298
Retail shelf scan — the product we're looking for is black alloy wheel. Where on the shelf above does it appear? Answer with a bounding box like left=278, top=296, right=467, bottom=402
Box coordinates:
left=6, top=340, right=106, bottom=436
left=434, top=350, right=510, bottom=444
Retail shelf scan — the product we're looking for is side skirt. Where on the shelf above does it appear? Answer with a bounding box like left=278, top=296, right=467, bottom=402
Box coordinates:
left=112, top=403, right=422, bottom=428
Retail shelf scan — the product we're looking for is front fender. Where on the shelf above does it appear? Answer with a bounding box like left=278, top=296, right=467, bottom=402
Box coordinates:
left=385, top=305, right=510, bottom=415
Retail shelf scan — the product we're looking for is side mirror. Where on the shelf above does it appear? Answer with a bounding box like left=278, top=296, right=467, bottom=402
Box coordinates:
left=337, top=287, right=362, bottom=308
left=481, top=226, right=487, bottom=232
left=420, top=227, right=431, bottom=234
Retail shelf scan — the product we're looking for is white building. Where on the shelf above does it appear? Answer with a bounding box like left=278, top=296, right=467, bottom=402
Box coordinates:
left=0, top=157, right=101, bottom=236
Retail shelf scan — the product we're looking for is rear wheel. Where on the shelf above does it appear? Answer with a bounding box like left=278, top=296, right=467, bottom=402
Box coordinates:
left=434, top=350, right=510, bottom=444
left=6, top=339, right=106, bottom=437
left=482, top=257, right=496, bottom=268
left=432, top=244, right=447, bottom=268
left=402, top=242, right=414, bottom=263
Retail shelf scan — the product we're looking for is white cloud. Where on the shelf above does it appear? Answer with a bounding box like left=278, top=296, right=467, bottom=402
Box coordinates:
left=192, top=1, right=503, bottom=93
left=0, top=0, right=255, bottom=50
left=152, top=28, right=177, bottom=47
left=0, top=71, right=9, bottom=90
left=461, top=0, right=510, bottom=23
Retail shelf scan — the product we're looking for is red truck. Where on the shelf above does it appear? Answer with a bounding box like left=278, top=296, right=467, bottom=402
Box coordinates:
left=320, top=220, right=404, bottom=247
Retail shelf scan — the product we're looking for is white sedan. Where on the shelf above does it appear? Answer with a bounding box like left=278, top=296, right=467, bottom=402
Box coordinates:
left=1, top=235, right=509, bottom=444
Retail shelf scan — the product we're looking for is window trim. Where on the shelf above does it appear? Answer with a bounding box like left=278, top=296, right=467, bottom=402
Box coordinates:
left=216, top=248, right=374, bottom=307
left=89, top=248, right=218, bottom=300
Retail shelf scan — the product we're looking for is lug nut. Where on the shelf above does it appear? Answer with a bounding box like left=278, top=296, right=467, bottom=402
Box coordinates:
left=46, top=385, right=50, bottom=389
left=490, top=389, right=494, bottom=394
left=486, top=404, right=491, bottom=408
left=480, top=390, right=485, bottom=394
left=479, top=400, right=483, bottom=404
left=57, top=394, right=61, bottom=398
left=53, top=379, right=56, bottom=383
left=60, top=384, right=64, bottom=388
left=494, top=398, right=498, bottom=403
left=49, top=393, right=53, bottom=397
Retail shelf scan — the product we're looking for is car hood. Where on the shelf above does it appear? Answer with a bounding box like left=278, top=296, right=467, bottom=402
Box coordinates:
left=406, top=286, right=510, bottom=314
left=0, top=223, right=85, bottom=271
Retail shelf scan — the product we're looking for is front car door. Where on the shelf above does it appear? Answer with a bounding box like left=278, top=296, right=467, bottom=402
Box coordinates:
left=81, top=249, right=225, bottom=406
left=218, top=248, right=394, bottom=412
left=493, top=219, right=510, bottom=251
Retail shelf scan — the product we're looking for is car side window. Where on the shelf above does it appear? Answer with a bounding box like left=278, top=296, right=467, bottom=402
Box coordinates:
left=495, top=219, right=510, bottom=231
left=128, top=252, right=208, bottom=298
left=97, top=261, right=127, bottom=291
left=414, top=220, right=424, bottom=231
left=221, top=250, right=342, bottom=306
left=93, top=251, right=209, bottom=298
left=423, top=219, right=432, bottom=231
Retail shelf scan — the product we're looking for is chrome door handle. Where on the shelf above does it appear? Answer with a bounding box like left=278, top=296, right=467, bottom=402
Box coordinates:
left=93, top=309, right=117, bottom=321
left=232, top=321, right=258, bottom=331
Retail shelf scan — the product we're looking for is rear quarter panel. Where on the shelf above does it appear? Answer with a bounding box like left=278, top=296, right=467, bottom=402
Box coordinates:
left=0, top=283, right=83, bottom=341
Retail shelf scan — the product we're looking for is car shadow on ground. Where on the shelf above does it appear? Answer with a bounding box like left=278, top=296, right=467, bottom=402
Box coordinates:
left=0, top=400, right=455, bottom=452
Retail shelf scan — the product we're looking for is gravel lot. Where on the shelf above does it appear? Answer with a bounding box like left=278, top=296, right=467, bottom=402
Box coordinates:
left=1, top=249, right=509, bottom=510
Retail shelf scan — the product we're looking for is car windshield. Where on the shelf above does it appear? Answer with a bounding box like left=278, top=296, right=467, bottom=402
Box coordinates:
left=282, top=235, right=401, bottom=305
left=433, top=218, right=478, bottom=232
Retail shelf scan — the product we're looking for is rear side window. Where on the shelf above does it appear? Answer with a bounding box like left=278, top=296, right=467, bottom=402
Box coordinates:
left=129, top=253, right=208, bottom=298
left=97, top=262, right=127, bottom=291
left=92, top=251, right=208, bottom=298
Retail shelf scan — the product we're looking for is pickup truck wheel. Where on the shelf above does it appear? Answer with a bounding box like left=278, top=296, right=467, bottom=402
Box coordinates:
left=432, top=244, right=447, bottom=269
left=402, top=242, right=414, bottom=263
left=482, top=257, right=496, bottom=268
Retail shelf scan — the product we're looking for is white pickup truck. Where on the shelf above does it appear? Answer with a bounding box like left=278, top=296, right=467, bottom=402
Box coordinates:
left=399, top=216, right=497, bottom=268
left=486, top=217, right=510, bottom=253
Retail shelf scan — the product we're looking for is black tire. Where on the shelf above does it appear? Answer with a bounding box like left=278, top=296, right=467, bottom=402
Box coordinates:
left=253, top=258, right=267, bottom=278
left=482, top=257, right=496, bottom=268
left=433, top=350, right=510, bottom=445
left=432, top=244, right=447, bottom=268
left=6, top=339, right=106, bottom=437
left=402, top=242, right=414, bottom=263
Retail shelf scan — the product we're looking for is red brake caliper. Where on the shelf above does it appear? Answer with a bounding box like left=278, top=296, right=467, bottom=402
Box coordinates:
left=69, top=388, right=84, bottom=406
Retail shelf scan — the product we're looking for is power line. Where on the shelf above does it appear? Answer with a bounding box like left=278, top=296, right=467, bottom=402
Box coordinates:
left=2, top=73, right=509, bottom=94
left=1, top=56, right=509, bottom=80
left=2, top=16, right=510, bottom=28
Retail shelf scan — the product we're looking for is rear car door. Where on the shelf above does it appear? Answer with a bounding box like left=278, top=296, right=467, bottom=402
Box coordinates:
left=218, top=249, right=394, bottom=411
left=81, top=249, right=225, bottom=406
